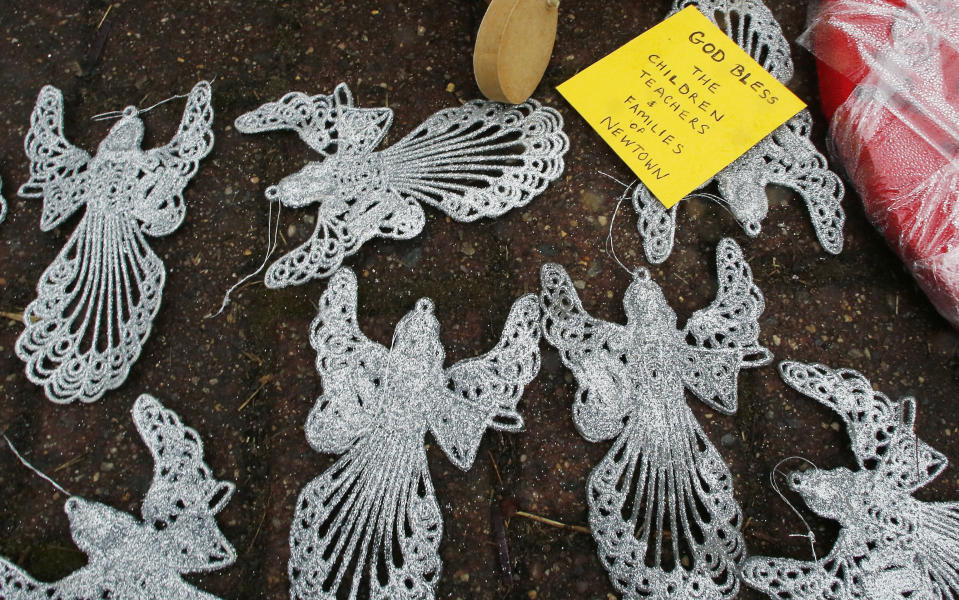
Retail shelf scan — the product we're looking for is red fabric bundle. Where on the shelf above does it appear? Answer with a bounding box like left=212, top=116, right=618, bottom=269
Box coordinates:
left=804, top=0, right=959, bottom=326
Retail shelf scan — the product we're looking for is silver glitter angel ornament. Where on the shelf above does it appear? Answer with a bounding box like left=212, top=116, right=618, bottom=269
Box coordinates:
left=16, top=81, right=214, bottom=404
left=742, top=361, right=959, bottom=599
left=539, top=238, right=773, bottom=600
left=289, top=267, right=541, bottom=599
left=234, top=82, right=568, bottom=288
left=0, top=394, right=236, bottom=599
left=631, top=0, right=845, bottom=264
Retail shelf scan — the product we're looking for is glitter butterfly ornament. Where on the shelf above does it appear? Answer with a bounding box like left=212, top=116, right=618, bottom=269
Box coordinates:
left=289, top=267, right=541, bottom=600
left=16, top=82, right=214, bottom=404
left=234, top=83, right=568, bottom=288
left=0, top=394, right=237, bottom=599
left=742, top=361, right=959, bottom=599
left=631, top=0, right=846, bottom=264
left=539, top=238, right=773, bottom=600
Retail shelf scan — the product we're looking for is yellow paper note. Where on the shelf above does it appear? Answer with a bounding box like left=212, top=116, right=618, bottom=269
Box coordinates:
left=557, top=6, right=805, bottom=208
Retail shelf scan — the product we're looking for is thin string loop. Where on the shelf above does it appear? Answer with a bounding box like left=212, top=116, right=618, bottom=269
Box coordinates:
left=770, top=455, right=819, bottom=562
left=92, top=91, right=190, bottom=121
left=605, top=182, right=649, bottom=279
left=4, top=435, right=71, bottom=497
left=205, top=200, right=283, bottom=319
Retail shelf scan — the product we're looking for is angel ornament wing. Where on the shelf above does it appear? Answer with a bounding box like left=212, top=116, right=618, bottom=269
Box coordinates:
left=15, top=82, right=214, bottom=404
left=631, top=0, right=845, bottom=265
left=0, top=394, right=237, bottom=600
left=742, top=362, right=959, bottom=600
left=289, top=267, right=541, bottom=600
left=539, top=238, right=773, bottom=600
left=234, top=82, right=568, bottom=288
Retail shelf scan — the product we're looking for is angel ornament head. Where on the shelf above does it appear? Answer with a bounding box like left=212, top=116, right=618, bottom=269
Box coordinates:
left=631, top=0, right=845, bottom=264
left=234, top=82, right=568, bottom=288
left=289, top=267, right=541, bottom=599
left=743, top=361, right=959, bottom=600
left=16, top=82, right=214, bottom=404
left=539, top=238, right=773, bottom=600
left=0, top=395, right=236, bottom=599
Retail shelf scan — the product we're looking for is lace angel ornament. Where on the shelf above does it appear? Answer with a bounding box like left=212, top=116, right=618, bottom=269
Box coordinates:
left=0, top=394, right=236, bottom=599
left=631, top=0, right=845, bottom=264
left=289, top=267, right=541, bottom=600
left=539, top=238, right=773, bottom=600
left=742, top=361, right=959, bottom=600
left=234, top=82, right=568, bottom=288
left=16, top=81, right=214, bottom=404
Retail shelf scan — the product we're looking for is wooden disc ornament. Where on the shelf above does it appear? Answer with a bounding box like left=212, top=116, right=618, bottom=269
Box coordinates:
left=473, top=0, right=559, bottom=104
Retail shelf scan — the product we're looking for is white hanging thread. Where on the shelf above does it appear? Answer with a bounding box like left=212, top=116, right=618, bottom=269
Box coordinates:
left=769, top=455, right=819, bottom=562
left=605, top=184, right=639, bottom=278
left=4, top=434, right=71, bottom=497
left=91, top=92, right=190, bottom=121
left=206, top=199, right=283, bottom=319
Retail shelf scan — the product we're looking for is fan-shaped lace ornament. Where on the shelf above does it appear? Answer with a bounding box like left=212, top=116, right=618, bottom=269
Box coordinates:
left=234, top=82, right=568, bottom=288
left=16, top=81, right=214, bottom=404
left=0, top=394, right=237, bottom=599
left=289, top=267, right=541, bottom=600
left=631, top=0, right=846, bottom=264
left=538, top=238, right=773, bottom=600
left=742, top=361, right=959, bottom=600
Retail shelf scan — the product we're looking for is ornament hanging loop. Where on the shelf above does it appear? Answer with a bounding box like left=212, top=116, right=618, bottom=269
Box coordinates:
left=601, top=173, right=649, bottom=280
left=770, top=455, right=819, bottom=562
left=91, top=91, right=190, bottom=122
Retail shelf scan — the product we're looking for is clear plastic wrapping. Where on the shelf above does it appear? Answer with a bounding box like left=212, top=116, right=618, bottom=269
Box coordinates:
left=800, top=0, right=959, bottom=326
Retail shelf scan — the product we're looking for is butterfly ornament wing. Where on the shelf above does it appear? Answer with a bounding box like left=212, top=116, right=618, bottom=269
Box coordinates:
left=539, top=263, right=632, bottom=442
left=681, top=238, right=773, bottom=413
left=431, top=294, right=541, bottom=470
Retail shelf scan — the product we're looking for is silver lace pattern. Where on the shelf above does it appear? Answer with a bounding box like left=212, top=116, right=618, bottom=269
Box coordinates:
left=0, top=176, right=7, bottom=224
left=16, top=82, right=214, bottom=404
left=289, top=267, right=541, bottom=599
left=539, top=238, right=773, bottom=600
left=631, top=0, right=846, bottom=264
left=0, top=394, right=237, bottom=599
left=234, top=82, right=568, bottom=288
left=742, top=361, right=959, bottom=600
